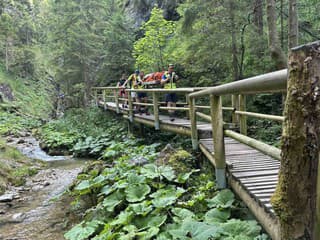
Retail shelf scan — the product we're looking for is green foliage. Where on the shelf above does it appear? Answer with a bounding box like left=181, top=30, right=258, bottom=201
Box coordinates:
left=65, top=145, right=269, bottom=240
left=0, top=111, right=41, bottom=136
left=133, top=7, right=176, bottom=72
left=37, top=108, right=127, bottom=155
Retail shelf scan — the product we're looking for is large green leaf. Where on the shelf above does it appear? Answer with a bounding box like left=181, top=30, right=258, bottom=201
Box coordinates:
left=174, top=170, right=199, bottom=184
left=127, top=173, right=146, bottom=185
left=99, top=184, right=115, bottom=196
left=158, top=166, right=176, bottom=181
left=125, top=184, right=151, bottom=202
left=140, top=164, right=159, bottom=179
left=169, top=220, right=221, bottom=240
left=136, top=227, right=160, bottom=240
left=220, top=219, right=261, bottom=238
left=207, top=189, right=235, bottom=209
left=171, top=208, right=195, bottom=222
left=204, top=208, right=231, bottom=223
left=128, top=201, right=153, bottom=215
left=110, top=211, right=133, bottom=226
left=64, top=220, right=103, bottom=240
left=74, top=180, right=90, bottom=191
left=150, top=186, right=185, bottom=208
left=102, top=190, right=125, bottom=212
left=133, top=213, right=167, bottom=230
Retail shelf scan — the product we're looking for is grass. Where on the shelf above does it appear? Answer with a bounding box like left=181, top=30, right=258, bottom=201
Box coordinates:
left=0, top=138, right=42, bottom=192
left=0, top=65, right=53, bottom=119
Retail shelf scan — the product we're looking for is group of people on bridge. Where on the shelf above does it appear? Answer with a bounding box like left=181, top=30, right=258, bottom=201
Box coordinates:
left=117, top=64, right=179, bottom=121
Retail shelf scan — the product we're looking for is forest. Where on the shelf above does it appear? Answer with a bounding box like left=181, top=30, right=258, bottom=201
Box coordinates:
left=0, top=0, right=319, bottom=240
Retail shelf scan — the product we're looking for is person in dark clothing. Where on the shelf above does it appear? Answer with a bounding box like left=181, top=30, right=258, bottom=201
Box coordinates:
left=117, top=73, right=128, bottom=108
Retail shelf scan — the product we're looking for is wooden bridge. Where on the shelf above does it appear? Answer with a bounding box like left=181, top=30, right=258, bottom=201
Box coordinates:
left=92, top=42, right=320, bottom=240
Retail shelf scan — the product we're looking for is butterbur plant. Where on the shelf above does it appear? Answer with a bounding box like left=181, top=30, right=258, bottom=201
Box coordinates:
left=65, top=155, right=270, bottom=240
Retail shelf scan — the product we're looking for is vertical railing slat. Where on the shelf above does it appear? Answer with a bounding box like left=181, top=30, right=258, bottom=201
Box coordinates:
left=210, top=94, right=226, bottom=189
left=153, top=92, right=160, bottom=130
left=189, top=96, right=198, bottom=150
left=128, top=91, right=133, bottom=122
left=239, top=94, right=247, bottom=135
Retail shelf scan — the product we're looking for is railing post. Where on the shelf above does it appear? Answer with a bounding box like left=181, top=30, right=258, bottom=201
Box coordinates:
left=115, top=89, right=120, bottom=114
left=231, top=94, right=239, bottom=125
left=153, top=92, right=160, bottom=130
left=239, top=94, right=247, bottom=135
left=128, top=91, right=133, bottom=122
left=210, top=94, right=226, bottom=189
left=188, top=96, right=198, bottom=150
left=94, top=89, right=98, bottom=106
left=103, top=89, right=107, bottom=110
left=186, top=94, right=189, bottom=119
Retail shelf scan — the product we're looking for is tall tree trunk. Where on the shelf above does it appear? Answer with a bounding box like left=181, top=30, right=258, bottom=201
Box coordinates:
left=280, top=0, right=284, bottom=48
left=229, top=0, right=239, bottom=81
left=271, top=41, right=320, bottom=239
left=266, top=0, right=287, bottom=69
left=288, top=0, right=298, bottom=48
left=83, top=62, right=90, bottom=107
left=253, top=0, right=263, bottom=35
left=5, top=39, right=9, bottom=72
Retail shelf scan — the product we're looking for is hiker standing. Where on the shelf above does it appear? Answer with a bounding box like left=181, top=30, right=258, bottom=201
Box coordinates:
left=161, top=64, right=179, bottom=121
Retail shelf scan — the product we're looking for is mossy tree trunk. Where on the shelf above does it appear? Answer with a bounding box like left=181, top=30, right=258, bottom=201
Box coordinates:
left=271, top=41, right=320, bottom=239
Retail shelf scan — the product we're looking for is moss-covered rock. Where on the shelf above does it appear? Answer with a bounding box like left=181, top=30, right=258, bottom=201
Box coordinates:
left=156, top=144, right=194, bottom=173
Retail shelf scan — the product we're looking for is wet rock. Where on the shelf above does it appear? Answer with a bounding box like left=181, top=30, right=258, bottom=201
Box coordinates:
left=0, top=194, right=14, bottom=202
left=11, top=213, right=26, bottom=223
left=32, top=185, right=43, bottom=191
left=6, top=137, right=14, bottom=143
left=43, top=181, right=50, bottom=187
left=129, top=156, right=149, bottom=166
left=17, top=139, right=25, bottom=144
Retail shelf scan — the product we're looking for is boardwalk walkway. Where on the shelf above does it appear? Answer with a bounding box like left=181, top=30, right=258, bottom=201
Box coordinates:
left=99, top=101, right=280, bottom=238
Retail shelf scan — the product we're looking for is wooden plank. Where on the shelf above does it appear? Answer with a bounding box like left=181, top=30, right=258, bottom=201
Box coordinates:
left=240, top=177, right=279, bottom=184
left=251, top=189, right=276, bottom=194
left=233, top=169, right=279, bottom=178
left=244, top=181, right=278, bottom=187
left=245, top=184, right=277, bottom=191
left=231, top=166, right=280, bottom=173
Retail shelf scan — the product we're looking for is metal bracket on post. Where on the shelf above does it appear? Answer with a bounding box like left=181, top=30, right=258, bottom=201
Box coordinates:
left=153, top=92, right=160, bottom=130
left=215, top=168, right=227, bottom=189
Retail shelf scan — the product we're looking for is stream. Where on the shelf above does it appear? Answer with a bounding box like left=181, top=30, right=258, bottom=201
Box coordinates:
left=0, top=135, right=88, bottom=240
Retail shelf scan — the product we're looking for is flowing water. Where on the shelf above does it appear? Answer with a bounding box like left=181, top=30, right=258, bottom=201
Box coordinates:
left=0, top=136, right=88, bottom=240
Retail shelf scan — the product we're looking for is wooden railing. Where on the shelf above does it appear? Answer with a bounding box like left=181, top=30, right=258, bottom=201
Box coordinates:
left=188, top=69, right=287, bottom=188
left=92, top=70, right=287, bottom=188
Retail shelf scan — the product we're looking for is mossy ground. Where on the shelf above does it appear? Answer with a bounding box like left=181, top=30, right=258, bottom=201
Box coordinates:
left=0, top=138, right=43, bottom=193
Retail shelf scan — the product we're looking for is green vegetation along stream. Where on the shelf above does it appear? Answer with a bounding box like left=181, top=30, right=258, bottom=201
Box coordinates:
left=0, top=108, right=270, bottom=239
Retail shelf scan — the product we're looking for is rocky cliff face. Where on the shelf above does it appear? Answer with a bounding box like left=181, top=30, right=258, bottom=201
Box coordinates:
left=123, top=0, right=183, bottom=27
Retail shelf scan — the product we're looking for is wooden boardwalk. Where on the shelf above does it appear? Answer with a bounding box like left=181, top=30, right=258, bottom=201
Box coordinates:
left=100, top=101, right=280, bottom=238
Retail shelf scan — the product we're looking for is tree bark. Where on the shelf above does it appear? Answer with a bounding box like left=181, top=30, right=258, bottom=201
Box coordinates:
left=266, top=0, right=287, bottom=69
left=5, top=39, right=9, bottom=72
left=253, top=0, right=263, bottom=35
left=229, top=0, right=239, bottom=81
left=288, top=0, right=298, bottom=48
left=271, top=41, right=320, bottom=239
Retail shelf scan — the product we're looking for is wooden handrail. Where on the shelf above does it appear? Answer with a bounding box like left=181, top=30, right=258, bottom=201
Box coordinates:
left=189, top=69, right=287, bottom=98
left=126, top=88, right=202, bottom=93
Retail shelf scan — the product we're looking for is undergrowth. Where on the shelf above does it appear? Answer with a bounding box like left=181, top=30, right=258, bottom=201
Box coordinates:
left=0, top=66, right=53, bottom=119
left=64, top=140, right=269, bottom=240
